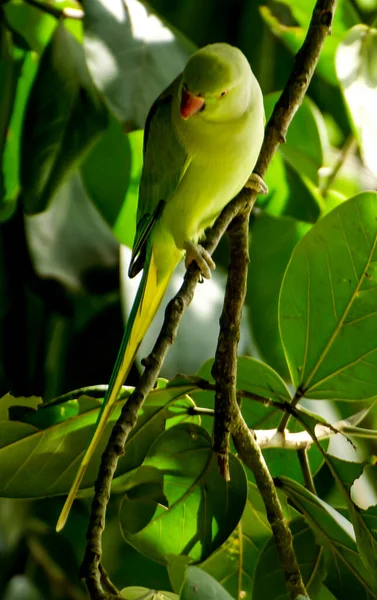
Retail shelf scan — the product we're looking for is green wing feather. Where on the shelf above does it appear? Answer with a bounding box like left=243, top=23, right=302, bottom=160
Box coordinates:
left=129, top=76, right=189, bottom=277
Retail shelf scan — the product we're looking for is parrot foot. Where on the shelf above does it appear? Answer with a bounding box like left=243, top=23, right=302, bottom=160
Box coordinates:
left=245, top=173, right=268, bottom=195
left=184, top=241, right=215, bottom=279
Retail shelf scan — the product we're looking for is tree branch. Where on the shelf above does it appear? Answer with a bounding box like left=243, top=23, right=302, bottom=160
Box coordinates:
left=211, top=213, right=250, bottom=479
left=231, top=410, right=308, bottom=598
left=82, top=0, right=336, bottom=596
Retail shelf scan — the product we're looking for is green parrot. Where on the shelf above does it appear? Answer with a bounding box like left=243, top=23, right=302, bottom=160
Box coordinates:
left=56, top=42, right=265, bottom=531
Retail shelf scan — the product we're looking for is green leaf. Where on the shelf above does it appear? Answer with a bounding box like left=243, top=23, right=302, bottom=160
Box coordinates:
left=259, top=6, right=336, bottom=84
left=113, top=129, right=144, bottom=247
left=3, top=1, right=56, bottom=54
left=180, top=567, right=234, bottom=600
left=336, top=25, right=377, bottom=177
left=316, top=454, right=377, bottom=576
left=80, top=113, right=131, bottom=228
left=253, top=519, right=325, bottom=600
left=259, top=153, right=322, bottom=224
left=264, top=94, right=327, bottom=187
left=0, top=26, right=23, bottom=217
left=121, top=588, right=178, bottom=600
left=277, top=476, right=377, bottom=596
left=120, top=424, right=247, bottom=564
left=280, top=192, right=377, bottom=400
left=260, top=0, right=358, bottom=85
left=1, top=51, right=38, bottom=219
left=198, top=356, right=291, bottom=405
left=21, top=22, right=108, bottom=214
left=83, top=0, right=195, bottom=129
left=201, top=483, right=271, bottom=600
left=0, top=382, right=199, bottom=497
left=248, top=213, right=311, bottom=377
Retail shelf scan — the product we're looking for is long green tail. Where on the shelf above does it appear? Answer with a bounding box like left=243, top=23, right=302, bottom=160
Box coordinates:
left=56, top=246, right=179, bottom=531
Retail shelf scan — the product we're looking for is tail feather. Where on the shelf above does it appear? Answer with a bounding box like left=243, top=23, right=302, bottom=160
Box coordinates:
left=56, top=246, right=179, bottom=531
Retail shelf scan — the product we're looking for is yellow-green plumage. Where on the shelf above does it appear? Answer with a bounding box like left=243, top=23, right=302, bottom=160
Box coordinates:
left=56, top=42, right=264, bottom=531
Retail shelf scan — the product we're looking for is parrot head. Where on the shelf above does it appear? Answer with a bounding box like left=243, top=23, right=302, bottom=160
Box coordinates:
left=180, top=43, right=253, bottom=122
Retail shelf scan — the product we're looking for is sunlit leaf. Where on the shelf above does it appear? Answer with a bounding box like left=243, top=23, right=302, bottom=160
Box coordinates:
left=0, top=28, right=19, bottom=208
left=260, top=0, right=358, bottom=84
left=336, top=25, right=377, bottom=177
left=3, top=1, right=56, bottom=54
left=113, top=129, right=144, bottom=248
left=83, top=0, right=195, bottom=129
left=2, top=52, right=38, bottom=218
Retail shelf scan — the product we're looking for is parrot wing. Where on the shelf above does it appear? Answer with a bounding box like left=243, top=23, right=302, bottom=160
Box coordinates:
left=129, top=76, right=190, bottom=277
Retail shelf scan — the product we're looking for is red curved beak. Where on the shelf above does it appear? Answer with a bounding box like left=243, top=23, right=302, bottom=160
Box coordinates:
left=180, top=87, right=205, bottom=119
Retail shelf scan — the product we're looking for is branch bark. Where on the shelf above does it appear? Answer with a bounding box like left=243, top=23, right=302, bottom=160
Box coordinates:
left=82, top=0, right=336, bottom=597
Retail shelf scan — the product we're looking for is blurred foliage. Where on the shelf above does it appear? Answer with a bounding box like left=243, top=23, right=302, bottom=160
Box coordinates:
left=1, top=0, right=377, bottom=599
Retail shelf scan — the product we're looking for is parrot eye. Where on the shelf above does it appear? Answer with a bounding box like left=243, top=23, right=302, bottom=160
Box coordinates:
left=219, top=90, right=228, bottom=98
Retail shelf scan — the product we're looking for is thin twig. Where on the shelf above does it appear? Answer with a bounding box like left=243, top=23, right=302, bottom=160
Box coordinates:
left=82, top=0, right=336, bottom=596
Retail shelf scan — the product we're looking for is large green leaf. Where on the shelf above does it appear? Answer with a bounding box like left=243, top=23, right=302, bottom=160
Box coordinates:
left=0, top=382, right=199, bottom=497
left=253, top=519, right=325, bottom=600
left=280, top=192, right=377, bottom=400
left=277, top=476, right=377, bottom=597
left=21, top=22, right=108, bottom=214
left=201, top=483, right=271, bottom=600
left=336, top=25, right=377, bottom=177
left=248, top=212, right=311, bottom=377
left=83, top=0, right=195, bottom=129
left=120, top=423, right=247, bottom=564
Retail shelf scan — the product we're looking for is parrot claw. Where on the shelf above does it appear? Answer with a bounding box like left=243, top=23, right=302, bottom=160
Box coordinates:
left=245, top=173, right=268, bottom=195
left=184, top=241, right=215, bottom=279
